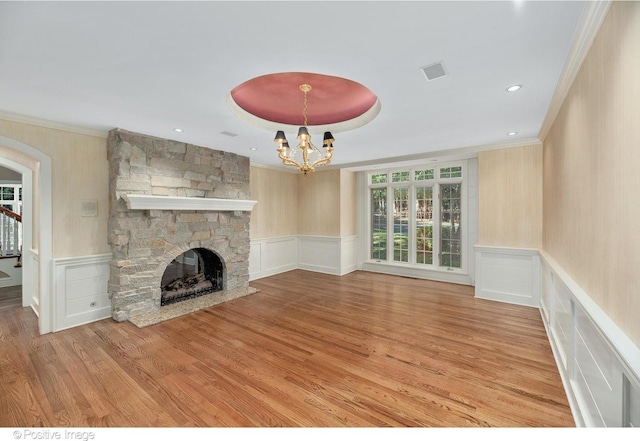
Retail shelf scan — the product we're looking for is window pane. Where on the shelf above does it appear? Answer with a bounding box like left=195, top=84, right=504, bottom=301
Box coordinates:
left=414, top=169, right=434, bottom=181
left=393, top=187, right=409, bottom=262
left=371, top=188, right=387, bottom=260
left=391, top=171, right=410, bottom=182
left=440, top=183, right=462, bottom=268
left=371, top=173, right=387, bottom=184
left=440, top=166, right=462, bottom=179
left=0, top=187, right=14, bottom=200
left=416, top=186, right=433, bottom=265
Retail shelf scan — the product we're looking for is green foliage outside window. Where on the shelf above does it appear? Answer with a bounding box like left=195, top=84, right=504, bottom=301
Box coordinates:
left=414, top=169, right=434, bottom=181
left=0, top=187, right=15, bottom=200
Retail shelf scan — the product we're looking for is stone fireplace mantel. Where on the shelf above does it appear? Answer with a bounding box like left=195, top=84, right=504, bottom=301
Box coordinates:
left=121, top=194, right=257, bottom=211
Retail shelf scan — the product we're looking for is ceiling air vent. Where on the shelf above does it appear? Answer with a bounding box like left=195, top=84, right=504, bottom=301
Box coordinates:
left=220, top=131, right=238, bottom=137
left=421, top=61, right=448, bottom=81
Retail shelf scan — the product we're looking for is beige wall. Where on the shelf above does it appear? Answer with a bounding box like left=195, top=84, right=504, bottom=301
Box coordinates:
left=0, top=119, right=110, bottom=258
left=478, top=144, right=543, bottom=249
left=543, top=1, right=640, bottom=345
left=250, top=166, right=355, bottom=239
left=297, top=168, right=341, bottom=237
left=249, top=166, right=298, bottom=239
left=340, top=169, right=357, bottom=237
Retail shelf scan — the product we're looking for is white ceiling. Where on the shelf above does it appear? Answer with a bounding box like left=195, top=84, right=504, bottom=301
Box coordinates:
left=0, top=1, right=588, bottom=171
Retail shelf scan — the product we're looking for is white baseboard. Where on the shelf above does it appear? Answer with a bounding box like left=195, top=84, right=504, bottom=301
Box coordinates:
left=53, top=254, right=112, bottom=331
left=474, top=245, right=540, bottom=307
left=360, top=260, right=473, bottom=286
left=540, top=250, right=640, bottom=427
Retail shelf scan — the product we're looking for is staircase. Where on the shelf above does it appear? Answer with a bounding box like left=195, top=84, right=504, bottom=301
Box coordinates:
left=0, top=207, right=22, bottom=288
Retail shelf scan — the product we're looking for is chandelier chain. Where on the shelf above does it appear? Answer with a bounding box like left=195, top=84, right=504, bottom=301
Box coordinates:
left=302, top=88, right=309, bottom=126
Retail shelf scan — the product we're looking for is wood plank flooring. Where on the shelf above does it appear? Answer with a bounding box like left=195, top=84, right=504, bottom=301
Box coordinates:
left=0, top=285, right=21, bottom=311
left=0, top=270, right=574, bottom=427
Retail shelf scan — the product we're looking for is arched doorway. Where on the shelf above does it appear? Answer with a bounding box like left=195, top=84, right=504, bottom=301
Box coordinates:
left=0, top=165, right=27, bottom=304
left=0, top=135, right=53, bottom=334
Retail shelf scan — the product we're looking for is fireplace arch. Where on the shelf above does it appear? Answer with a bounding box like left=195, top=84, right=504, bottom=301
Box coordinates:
left=160, top=248, right=225, bottom=306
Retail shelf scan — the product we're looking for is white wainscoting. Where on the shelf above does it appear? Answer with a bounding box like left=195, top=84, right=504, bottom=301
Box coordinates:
left=298, top=235, right=357, bottom=276
left=53, top=254, right=112, bottom=331
left=249, top=236, right=297, bottom=281
left=249, top=235, right=357, bottom=281
left=340, top=236, right=358, bottom=275
left=0, top=255, right=21, bottom=288
left=540, top=251, right=640, bottom=427
left=29, top=249, right=39, bottom=314
left=474, top=245, right=540, bottom=307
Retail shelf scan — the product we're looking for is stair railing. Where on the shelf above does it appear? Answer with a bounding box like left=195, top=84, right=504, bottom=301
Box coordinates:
left=0, top=206, right=22, bottom=257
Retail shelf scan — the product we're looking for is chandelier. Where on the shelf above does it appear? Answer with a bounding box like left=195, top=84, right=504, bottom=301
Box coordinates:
left=273, top=83, right=335, bottom=175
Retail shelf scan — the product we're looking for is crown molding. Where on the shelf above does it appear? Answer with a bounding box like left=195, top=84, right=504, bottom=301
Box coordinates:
left=252, top=137, right=542, bottom=173
left=339, top=137, right=542, bottom=172
left=0, top=110, right=108, bottom=139
left=538, top=1, right=612, bottom=141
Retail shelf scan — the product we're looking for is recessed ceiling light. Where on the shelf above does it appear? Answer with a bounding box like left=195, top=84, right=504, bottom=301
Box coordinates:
left=507, top=131, right=518, bottom=136
left=506, top=84, right=522, bottom=92
left=249, top=147, right=257, bottom=151
left=173, top=128, right=183, bottom=132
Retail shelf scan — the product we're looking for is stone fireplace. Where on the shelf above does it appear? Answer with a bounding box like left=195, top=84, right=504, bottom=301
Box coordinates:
left=107, top=128, right=257, bottom=325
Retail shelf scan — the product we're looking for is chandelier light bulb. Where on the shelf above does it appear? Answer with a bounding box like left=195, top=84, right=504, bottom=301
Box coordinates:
left=274, top=83, right=335, bottom=175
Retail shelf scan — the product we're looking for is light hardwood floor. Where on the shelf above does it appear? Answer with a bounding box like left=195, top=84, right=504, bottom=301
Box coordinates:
left=0, top=270, right=574, bottom=427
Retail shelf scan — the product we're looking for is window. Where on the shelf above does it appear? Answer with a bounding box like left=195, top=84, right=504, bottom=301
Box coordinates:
left=440, top=166, right=462, bottom=179
left=393, top=187, right=409, bottom=262
left=370, top=188, right=387, bottom=260
left=0, top=184, right=23, bottom=256
left=416, top=186, right=433, bottom=264
left=440, top=183, right=462, bottom=268
left=0, top=184, right=21, bottom=216
left=391, top=171, right=410, bottom=183
left=414, top=168, right=434, bottom=181
left=368, top=164, right=465, bottom=271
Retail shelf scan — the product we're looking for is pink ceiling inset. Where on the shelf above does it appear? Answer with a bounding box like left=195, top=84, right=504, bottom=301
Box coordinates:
left=230, top=72, right=378, bottom=126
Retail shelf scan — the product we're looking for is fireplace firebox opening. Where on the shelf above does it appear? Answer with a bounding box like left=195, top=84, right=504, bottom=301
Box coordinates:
left=160, top=248, right=224, bottom=306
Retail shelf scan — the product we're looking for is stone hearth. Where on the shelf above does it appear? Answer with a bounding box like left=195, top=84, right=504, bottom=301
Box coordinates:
left=107, top=128, right=257, bottom=325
